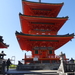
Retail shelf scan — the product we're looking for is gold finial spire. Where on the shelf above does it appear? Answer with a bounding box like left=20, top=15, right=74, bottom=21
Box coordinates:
left=39, top=0, right=41, bottom=3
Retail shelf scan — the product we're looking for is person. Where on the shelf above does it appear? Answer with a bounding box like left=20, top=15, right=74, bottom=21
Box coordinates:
left=6, top=58, right=11, bottom=71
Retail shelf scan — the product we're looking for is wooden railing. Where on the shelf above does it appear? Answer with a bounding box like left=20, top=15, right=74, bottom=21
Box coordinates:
left=25, top=55, right=60, bottom=59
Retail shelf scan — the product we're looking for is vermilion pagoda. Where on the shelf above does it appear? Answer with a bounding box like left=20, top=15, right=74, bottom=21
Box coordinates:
left=16, top=0, right=74, bottom=65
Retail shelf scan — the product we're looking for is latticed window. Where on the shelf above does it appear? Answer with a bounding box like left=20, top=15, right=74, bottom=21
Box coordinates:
left=35, top=50, right=38, bottom=54
left=49, top=50, right=52, bottom=54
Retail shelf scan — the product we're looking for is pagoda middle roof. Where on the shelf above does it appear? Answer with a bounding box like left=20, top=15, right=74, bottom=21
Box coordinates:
left=22, top=0, right=64, bottom=17
left=0, top=36, right=9, bottom=48
left=19, top=14, right=68, bottom=33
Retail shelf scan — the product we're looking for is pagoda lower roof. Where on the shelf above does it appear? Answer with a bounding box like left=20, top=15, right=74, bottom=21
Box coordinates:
left=19, top=14, right=68, bottom=34
left=0, top=36, right=9, bottom=48
left=15, top=31, right=74, bottom=51
left=22, top=0, right=64, bottom=17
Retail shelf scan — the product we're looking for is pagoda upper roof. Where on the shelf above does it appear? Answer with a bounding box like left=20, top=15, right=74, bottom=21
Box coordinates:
left=22, top=0, right=64, bottom=17
left=19, top=13, right=68, bottom=34
left=0, top=36, right=9, bottom=48
left=15, top=31, right=74, bottom=51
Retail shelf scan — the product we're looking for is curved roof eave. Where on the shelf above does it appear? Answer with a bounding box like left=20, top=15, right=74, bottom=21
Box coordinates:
left=22, top=0, right=64, bottom=6
left=0, top=36, right=9, bottom=48
left=16, top=31, right=74, bottom=38
left=19, top=13, right=69, bottom=20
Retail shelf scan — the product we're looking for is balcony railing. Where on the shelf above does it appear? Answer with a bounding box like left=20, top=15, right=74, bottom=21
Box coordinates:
left=25, top=55, right=60, bottom=59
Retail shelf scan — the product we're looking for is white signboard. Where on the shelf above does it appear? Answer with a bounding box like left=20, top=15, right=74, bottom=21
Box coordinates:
left=33, top=57, right=38, bottom=61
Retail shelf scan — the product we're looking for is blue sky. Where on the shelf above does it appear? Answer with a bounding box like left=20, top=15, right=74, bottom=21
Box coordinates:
left=0, top=0, right=75, bottom=64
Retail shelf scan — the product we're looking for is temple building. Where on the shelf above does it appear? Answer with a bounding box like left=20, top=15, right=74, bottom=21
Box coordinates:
left=15, top=0, right=74, bottom=65
left=0, top=36, right=9, bottom=48
left=0, top=35, right=9, bottom=59
left=0, top=36, right=9, bottom=73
